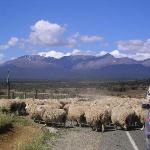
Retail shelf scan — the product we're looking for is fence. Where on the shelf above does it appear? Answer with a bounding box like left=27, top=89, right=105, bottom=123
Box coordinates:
left=0, top=90, right=79, bottom=99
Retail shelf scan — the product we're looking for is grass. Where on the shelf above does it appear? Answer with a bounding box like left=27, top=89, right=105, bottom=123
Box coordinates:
left=0, top=113, right=32, bottom=133
left=0, top=113, right=13, bottom=133
left=12, top=116, right=32, bottom=126
left=0, top=113, right=60, bottom=150
left=0, top=109, right=62, bottom=150
left=15, top=130, right=58, bottom=150
left=0, top=80, right=149, bottom=99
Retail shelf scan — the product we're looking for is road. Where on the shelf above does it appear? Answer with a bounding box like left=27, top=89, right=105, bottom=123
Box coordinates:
left=100, top=129, right=146, bottom=150
left=52, top=127, right=147, bottom=150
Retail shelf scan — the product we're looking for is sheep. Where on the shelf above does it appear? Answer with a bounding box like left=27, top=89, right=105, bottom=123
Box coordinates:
left=42, top=108, right=67, bottom=127
left=30, top=105, right=46, bottom=122
left=63, top=103, right=70, bottom=112
left=85, top=104, right=111, bottom=132
left=111, top=106, right=137, bottom=130
left=67, top=103, right=89, bottom=127
left=133, top=106, right=148, bottom=130
left=28, top=104, right=67, bottom=127
left=59, top=99, right=71, bottom=108
left=0, top=99, right=26, bottom=115
left=24, top=99, right=63, bottom=116
left=25, top=100, right=37, bottom=115
left=41, top=99, right=63, bottom=109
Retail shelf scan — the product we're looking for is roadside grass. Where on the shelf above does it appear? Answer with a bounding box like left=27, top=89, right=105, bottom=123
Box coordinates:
left=15, top=130, right=59, bottom=150
left=0, top=112, right=32, bottom=128
left=12, top=116, right=32, bottom=126
left=0, top=113, right=61, bottom=150
left=0, top=113, right=13, bottom=133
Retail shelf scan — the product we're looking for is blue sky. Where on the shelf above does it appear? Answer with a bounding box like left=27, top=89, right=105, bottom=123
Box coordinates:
left=0, top=0, right=150, bottom=62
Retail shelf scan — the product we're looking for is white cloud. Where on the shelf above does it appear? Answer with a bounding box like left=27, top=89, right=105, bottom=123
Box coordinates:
left=116, top=39, right=150, bottom=60
left=39, top=50, right=66, bottom=59
left=71, top=49, right=94, bottom=56
left=96, top=51, right=108, bottom=56
left=0, top=53, right=4, bottom=64
left=117, top=39, right=150, bottom=53
left=38, top=49, right=131, bottom=60
left=0, top=20, right=77, bottom=50
left=29, top=20, right=65, bottom=46
left=0, top=37, right=18, bottom=50
left=126, top=53, right=150, bottom=61
left=80, top=35, right=103, bottom=42
left=38, top=49, right=96, bottom=59
left=72, top=32, right=80, bottom=38
left=97, top=49, right=150, bottom=61
left=96, top=50, right=127, bottom=58
left=0, top=20, right=105, bottom=52
left=110, top=50, right=127, bottom=58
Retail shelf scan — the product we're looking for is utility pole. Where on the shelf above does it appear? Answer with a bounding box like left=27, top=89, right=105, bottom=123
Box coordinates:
left=7, top=70, right=10, bottom=99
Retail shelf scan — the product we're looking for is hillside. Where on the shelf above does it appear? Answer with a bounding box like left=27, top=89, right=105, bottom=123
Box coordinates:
left=1, top=54, right=150, bottom=80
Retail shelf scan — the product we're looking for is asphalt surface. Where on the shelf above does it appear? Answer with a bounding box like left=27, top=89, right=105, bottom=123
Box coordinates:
left=100, top=129, right=147, bottom=150
left=52, top=127, right=147, bottom=150
left=52, top=127, right=102, bottom=150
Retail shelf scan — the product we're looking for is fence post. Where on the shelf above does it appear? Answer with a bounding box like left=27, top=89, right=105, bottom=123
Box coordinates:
left=6, top=70, right=10, bottom=99
left=24, top=92, right=27, bottom=99
left=12, top=92, right=15, bottom=99
left=35, top=89, right=38, bottom=99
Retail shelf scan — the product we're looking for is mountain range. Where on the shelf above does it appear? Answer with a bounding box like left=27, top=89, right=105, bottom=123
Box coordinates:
left=1, top=53, right=150, bottom=80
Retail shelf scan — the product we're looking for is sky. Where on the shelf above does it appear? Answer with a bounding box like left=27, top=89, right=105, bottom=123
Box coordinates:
left=0, top=0, right=150, bottom=63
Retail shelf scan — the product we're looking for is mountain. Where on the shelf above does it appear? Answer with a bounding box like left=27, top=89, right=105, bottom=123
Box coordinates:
left=5, top=55, right=56, bottom=68
left=1, top=54, right=150, bottom=80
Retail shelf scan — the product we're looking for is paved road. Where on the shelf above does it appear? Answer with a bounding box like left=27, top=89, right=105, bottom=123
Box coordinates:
left=52, top=127, right=102, bottom=150
left=100, top=129, right=147, bottom=150
left=52, top=127, right=147, bottom=150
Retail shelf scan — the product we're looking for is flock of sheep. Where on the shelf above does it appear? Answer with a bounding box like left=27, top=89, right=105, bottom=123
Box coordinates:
left=0, top=96, right=148, bottom=132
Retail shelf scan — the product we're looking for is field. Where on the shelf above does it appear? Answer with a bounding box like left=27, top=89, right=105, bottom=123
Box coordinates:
left=0, top=80, right=149, bottom=150
left=0, top=80, right=149, bottom=99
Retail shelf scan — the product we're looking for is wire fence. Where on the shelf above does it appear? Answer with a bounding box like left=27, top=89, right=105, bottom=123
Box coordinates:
left=0, top=90, right=80, bottom=99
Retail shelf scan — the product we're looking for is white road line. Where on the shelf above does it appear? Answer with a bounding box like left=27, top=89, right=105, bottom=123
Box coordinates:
left=126, top=131, right=139, bottom=150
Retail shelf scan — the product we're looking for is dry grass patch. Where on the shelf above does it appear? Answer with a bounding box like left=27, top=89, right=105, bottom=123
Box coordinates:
left=14, top=128, right=58, bottom=150
left=0, top=113, right=13, bottom=133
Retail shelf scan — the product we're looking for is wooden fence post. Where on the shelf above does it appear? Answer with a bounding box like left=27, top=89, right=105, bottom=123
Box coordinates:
left=35, top=89, right=38, bottom=99
left=12, top=92, right=15, bottom=99
left=24, top=92, right=27, bottom=99
left=7, top=70, right=10, bottom=99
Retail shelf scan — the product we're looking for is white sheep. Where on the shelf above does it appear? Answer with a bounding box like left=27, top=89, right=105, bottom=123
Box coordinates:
left=42, top=108, right=67, bottom=126
left=133, top=105, right=148, bottom=130
left=85, top=104, right=111, bottom=132
left=111, top=105, right=136, bottom=130
left=67, top=103, right=89, bottom=127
